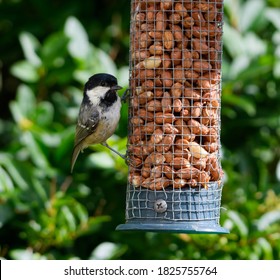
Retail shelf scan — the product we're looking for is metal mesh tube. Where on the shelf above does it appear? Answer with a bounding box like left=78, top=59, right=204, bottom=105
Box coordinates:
left=117, top=0, right=228, bottom=233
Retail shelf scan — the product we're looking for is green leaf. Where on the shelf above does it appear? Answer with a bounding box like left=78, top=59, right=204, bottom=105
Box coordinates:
left=0, top=167, right=14, bottom=193
left=222, top=94, right=256, bottom=116
left=239, top=0, right=265, bottom=32
left=11, top=61, right=39, bottom=82
left=0, top=153, right=28, bottom=190
left=228, top=55, right=250, bottom=78
left=73, top=45, right=117, bottom=83
left=89, top=242, right=124, bottom=260
left=226, top=210, right=248, bottom=237
left=265, top=8, right=280, bottom=30
left=41, top=32, right=69, bottom=67
left=55, top=127, right=74, bottom=162
left=9, top=101, right=24, bottom=124
left=273, top=59, right=280, bottom=78
left=19, top=32, right=41, bottom=66
left=87, top=152, right=115, bottom=169
left=243, top=32, right=266, bottom=58
left=71, top=203, right=88, bottom=225
left=257, top=237, right=273, bottom=259
left=60, top=206, right=76, bottom=232
left=223, top=22, right=246, bottom=58
left=91, top=46, right=117, bottom=74
left=21, top=132, right=51, bottom=172
left=17, top=84, right=36, bottom=118
left=35, top=101, right=54, bottom=127
left=10, top=249, right=47, bottom=260
left=116, top=66, right=129, bottom=87
left=64, top=16, right=90, bottom=60
left=31, top=178, right=48, bottom=204
left=38, top=132, right=61, bottom=148
left=257, top=210, right=280, bottom=231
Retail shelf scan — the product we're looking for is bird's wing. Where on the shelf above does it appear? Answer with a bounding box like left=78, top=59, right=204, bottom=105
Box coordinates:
left=74, top=104, right=100, bottom=147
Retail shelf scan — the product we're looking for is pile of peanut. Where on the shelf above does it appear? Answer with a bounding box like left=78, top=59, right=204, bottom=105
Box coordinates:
left=128, top=0, right=224, bottom=190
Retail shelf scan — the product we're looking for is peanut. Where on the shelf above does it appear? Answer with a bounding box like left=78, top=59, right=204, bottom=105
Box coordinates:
left=171, top=157, right=191, bottom=169
left=149, top=43, right=163, bottom=55
left=141, top=122, right=156, bottom=134
left=156, top=11, right=167, bottom=31
left=130, top=156, right=142, bottom=167
left=163, top=165, right=174, bottom=179
left=139, top=32, right=152, bottom=48
left=174, top=2, right=188, bottom=17
left=171, top=82, right=183, bottom=98
left=188, top=142, right=209, bottom=159
left=174, top=178, right=188, bottom=188
left=162, top=123, right=179, bottom=134
left=150, top=128, right=164, bottom=144
left=175, top=138, right=189, bottom=150
left=130, top=116, right=144, bottom=126
left=183, top=17, right=194, bottom=28
left=174, top=149, right=191, bottom=161
left=176, top=167, right=200, bottom=179
left=162, top=53, right=172, bottom=69
left=191, top=101, right=203, bottom=118
left=143, top=56, right=162, bottom=69
left=147, top=100, right=162, bottom=112
left=138, top=91, right=154, bottom=104
left=144, top=152, right=166, bottom=166
left=173, top=66, right=185, bottom=83
left=150, top=165, right=163, bottom=179
left=188, top=119, right=209, bottom=135
left=169, top=13, right=181, bottom=24
left=170, top=47, right=182, bottom=66
left=161, top=91, right=172, bottom=113
left=161, top=70, right=173, bottom=87
left=164, top=151, right=173, bottom=164
left=130, top=174, right=143, bottom=188
left=171, top=25, right=183, bottom=42
left=155, top=112, right=175, bottom=124
left=142, top=177, right=170, bottom=190
left=163, top=31, right=174, bottom=49
left=173, top=98, right=182, bottom=113
left=156, top=134, right=175, bottom=153
left=141, top=165, right=151, bottom=178
left=160, top=0, right=172, bottom=10
left=149, top=31, right=162, bottom=39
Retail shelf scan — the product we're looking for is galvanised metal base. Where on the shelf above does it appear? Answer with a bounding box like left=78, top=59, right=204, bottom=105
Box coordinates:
left=116, top=182, right=229, bottom=234
left=116, top=219, right=229, bottom=234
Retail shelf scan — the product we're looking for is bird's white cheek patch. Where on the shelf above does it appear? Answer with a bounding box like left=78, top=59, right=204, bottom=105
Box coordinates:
left=87, top=86, right=110, bottom=104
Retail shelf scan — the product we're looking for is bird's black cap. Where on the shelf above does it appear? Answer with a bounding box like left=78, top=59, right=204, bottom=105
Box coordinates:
left=85, top=73, right=119, bottom=91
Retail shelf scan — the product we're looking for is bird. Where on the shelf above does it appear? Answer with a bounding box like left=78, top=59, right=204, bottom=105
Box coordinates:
left=71, top=73, right=125, bottom=172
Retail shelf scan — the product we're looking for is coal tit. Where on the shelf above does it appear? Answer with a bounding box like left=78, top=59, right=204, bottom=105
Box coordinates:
left=71, top=73, right=124, bottom=172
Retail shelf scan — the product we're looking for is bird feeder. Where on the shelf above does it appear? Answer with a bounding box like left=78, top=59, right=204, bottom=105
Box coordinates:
left=117, top=0, right=229, bottom=233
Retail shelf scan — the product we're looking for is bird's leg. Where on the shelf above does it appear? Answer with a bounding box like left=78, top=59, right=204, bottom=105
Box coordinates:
left=121, top=88, right=130, bottom=103
left=101, top=142, right=127, bottom=161
left=102, top=143, right=137, bottom=167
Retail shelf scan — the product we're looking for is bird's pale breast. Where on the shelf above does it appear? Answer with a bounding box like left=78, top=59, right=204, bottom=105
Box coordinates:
left=84, top=98, right=121, bottom=146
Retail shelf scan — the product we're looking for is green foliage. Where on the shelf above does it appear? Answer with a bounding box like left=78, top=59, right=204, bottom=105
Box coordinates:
left=0, top=0, right=280, bottom=260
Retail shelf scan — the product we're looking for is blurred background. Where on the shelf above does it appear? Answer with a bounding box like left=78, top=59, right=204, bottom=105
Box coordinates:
left=0, top=0, right=280, bottom=260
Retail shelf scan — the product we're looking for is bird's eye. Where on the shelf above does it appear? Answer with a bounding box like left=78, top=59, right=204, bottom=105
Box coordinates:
left=101, top=82, right=105, bottom=86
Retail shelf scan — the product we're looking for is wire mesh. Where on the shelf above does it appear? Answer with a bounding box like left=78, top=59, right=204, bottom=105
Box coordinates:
left=123, top=0, right=226, bottom=229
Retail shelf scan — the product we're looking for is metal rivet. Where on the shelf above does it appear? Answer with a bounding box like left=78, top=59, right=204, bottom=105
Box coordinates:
left=154, top=199, right=167, bottom=213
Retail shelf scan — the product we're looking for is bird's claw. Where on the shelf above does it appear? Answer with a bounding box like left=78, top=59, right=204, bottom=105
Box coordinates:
left=121, top=88, right=130, bottom=103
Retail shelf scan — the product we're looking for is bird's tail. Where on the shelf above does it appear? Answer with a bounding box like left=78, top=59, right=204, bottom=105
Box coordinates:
left=71, top=144, right=82, bottom=173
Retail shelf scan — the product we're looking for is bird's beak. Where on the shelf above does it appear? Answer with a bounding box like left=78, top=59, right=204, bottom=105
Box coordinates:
left=111, top=85, right=123, bottom=91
